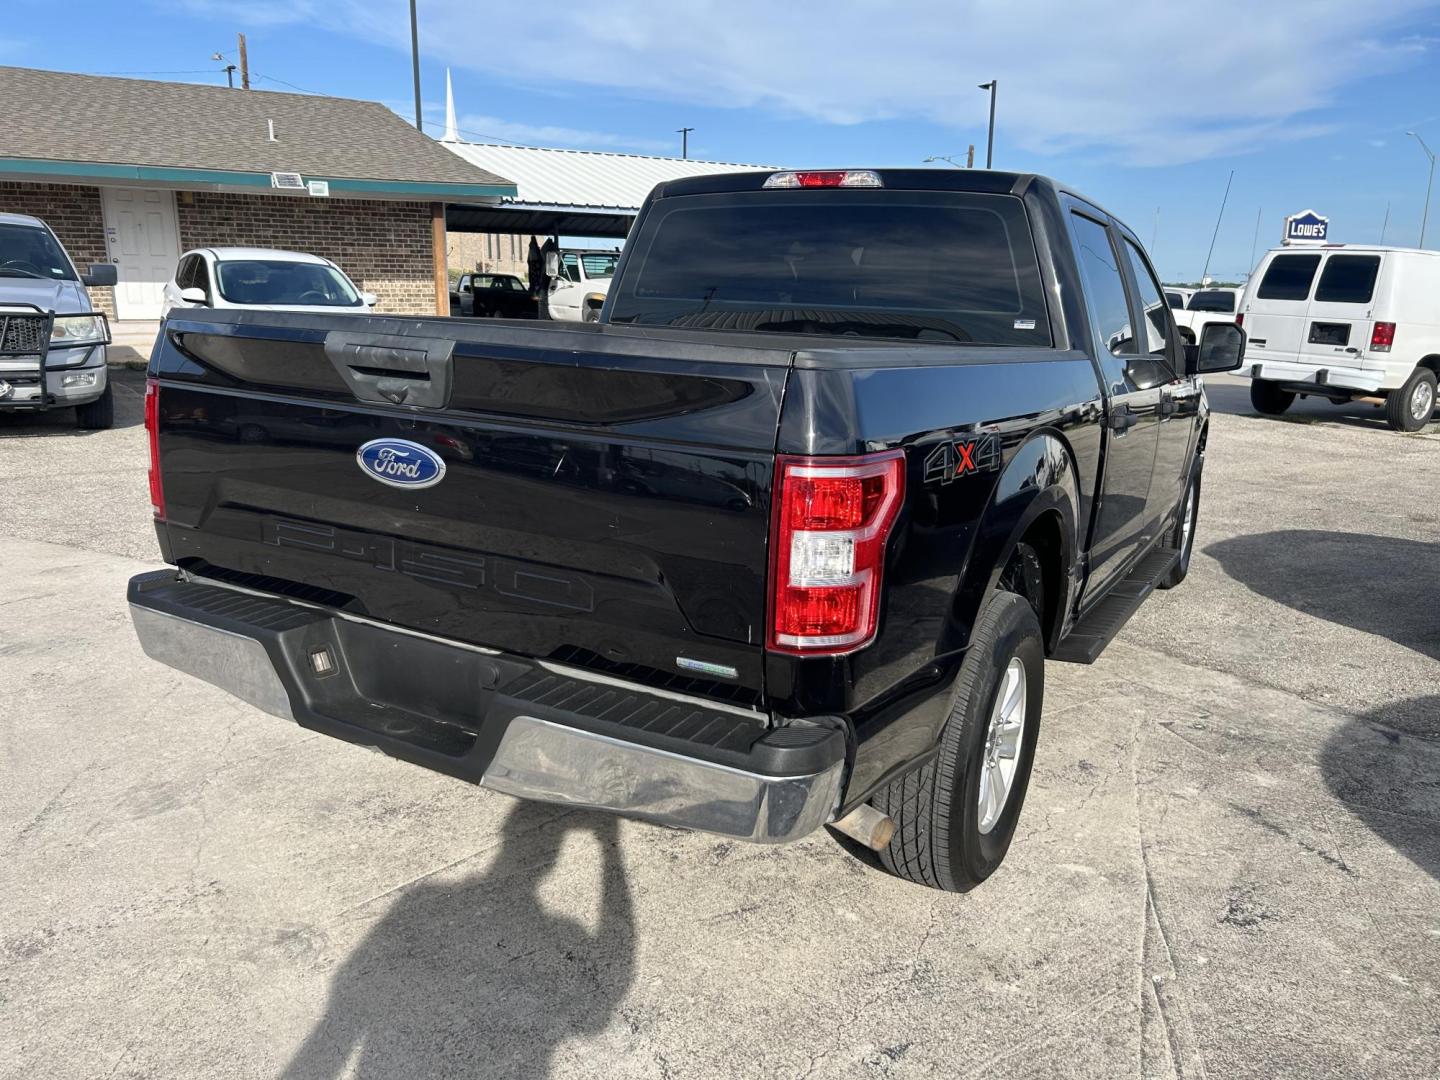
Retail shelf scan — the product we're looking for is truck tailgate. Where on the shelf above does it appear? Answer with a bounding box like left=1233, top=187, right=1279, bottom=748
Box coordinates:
left=151, top=313, right=794, bottom=704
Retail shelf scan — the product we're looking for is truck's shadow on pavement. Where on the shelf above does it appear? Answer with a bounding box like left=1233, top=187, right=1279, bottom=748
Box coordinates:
left=281, top=802, right=635, bottom=1080
left=1320, top=697, right=1440, bottom=884
left=1205, top=530, right=1440, bottom=663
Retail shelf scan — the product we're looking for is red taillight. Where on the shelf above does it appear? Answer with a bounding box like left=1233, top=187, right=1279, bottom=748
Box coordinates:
left=1371, top=321, right=1396, bottom=352
left=1235, top=313, right=1244, bottom=328
left=768, top=450, right=905, bottom=654
left=144, top=378, right=165, bottom=519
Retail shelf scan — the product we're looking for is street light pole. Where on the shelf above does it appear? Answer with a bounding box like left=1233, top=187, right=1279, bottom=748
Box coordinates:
left=409, top=0, right=423, bottom=131
left=1407, top=132, right=1434, bottom=248
left=677, top=127, right=694, bottom=159
left=922, top=155, right=965, bottom=168
left=978, top=80, right=996, bottom=168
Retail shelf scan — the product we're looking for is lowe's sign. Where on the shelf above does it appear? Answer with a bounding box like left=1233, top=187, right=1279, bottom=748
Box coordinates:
left=1283, top=209, right=1329, bottom=245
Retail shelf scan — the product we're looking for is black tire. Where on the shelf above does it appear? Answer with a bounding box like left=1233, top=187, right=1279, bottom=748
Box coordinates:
left=873, top=591, right=1044, bottom=892
left=74, top=382, right=114, bottom=430
left=1250, top=378, right=1294, bottom=416
left=1385, top=367, right=1437, bottom=432
left=1158, top=467, right=1201, bottom=589
left=583, top=306, right=601, bottom=323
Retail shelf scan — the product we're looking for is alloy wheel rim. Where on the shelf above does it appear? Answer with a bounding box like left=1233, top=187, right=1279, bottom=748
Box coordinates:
left=1412, top=381, right=1435, bottom=422
left=978, top=656, right=1027, bottom=835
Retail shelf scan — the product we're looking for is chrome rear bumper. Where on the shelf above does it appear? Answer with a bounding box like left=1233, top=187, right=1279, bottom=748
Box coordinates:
left=128, top=571, right=844, bottom=844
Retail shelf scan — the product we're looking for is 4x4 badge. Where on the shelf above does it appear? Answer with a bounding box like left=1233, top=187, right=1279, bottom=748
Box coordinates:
left=924, top=433, right=1001, bottom=485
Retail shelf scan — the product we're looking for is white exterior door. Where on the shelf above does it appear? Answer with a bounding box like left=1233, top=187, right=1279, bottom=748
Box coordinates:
left=101, top=188, right=180, bottom=320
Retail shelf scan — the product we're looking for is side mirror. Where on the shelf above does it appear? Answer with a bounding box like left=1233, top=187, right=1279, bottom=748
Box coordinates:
left=1185, top=321, right=1246, bottom=375
left=81, top=263, right=118, bottom=287
left=179, top=286, right=208, bottom=305
left=361, top=291, right=378, bottom=307
left=544, top=251, right=559, bottom=276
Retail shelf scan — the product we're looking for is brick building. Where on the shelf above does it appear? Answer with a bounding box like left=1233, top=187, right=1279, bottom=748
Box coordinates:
left=0, top=66, right=515, bottom=320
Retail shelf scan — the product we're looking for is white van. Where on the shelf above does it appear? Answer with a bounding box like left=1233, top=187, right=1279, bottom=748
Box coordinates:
left=1239, top=245, right=1440, bottom=431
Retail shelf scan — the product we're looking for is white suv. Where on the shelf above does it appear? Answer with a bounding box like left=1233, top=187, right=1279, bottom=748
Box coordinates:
left=1240, top=245, right=1439, bottom=431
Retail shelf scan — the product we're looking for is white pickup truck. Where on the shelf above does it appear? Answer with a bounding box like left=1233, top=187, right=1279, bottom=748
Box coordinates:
left=546, top=249, right=620, bottom=322
left=1170, top=287, right=1240, bottom=345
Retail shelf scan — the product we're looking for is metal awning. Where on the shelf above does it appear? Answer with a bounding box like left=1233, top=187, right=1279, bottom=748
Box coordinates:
left=441, top=142, right=774, bottom=236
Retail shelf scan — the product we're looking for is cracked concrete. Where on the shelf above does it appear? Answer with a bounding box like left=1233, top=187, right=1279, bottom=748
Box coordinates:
left=1, top=372, right=1437, bottom=1079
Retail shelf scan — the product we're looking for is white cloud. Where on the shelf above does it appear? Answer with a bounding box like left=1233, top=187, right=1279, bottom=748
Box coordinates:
left=171, top=0, right=1438, bottom=165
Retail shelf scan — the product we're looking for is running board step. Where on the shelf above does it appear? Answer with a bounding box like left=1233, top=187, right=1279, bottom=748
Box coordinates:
left=1051, top=547, right=1180, bottom=664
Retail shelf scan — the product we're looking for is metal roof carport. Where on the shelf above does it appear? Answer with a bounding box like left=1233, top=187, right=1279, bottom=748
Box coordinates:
left=440, top=142, right=774, bottom=238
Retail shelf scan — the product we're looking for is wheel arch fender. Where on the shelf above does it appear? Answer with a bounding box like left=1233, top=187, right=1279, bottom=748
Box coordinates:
left=948, top=430, right=1082, bottom=654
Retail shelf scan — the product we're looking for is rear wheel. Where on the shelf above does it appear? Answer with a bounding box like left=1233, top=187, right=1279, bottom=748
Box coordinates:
left=74, top=382, right=113, bottom=430
left=1250, top=378, right=1294, bottom=416
left=1158, top=468, right=1201, bottom=589
left=1386, top=367, right=1437, bottom=432
left=873, top=591, right=1044, bottom=892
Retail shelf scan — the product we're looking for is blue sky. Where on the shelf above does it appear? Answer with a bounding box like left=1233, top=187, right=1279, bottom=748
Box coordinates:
left=6, top=0, right=1440, bottom=281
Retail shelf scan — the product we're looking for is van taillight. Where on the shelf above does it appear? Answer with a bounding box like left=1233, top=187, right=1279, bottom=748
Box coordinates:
left=768, top=450, right=905, bottom=654
left=1371, top=322, right=1396, bottom=352
left=144, top=378, right=165, bottom=518
left=1235, top=313, right=1244, bottom=328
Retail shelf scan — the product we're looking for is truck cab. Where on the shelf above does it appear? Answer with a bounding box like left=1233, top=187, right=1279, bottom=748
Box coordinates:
left=547, top=249, right=620, bottom=322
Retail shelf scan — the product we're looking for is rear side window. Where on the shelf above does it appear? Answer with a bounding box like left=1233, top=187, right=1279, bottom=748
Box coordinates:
left=1256, top=254, right=1321, bottom=301
left=1314, top=255, right=1380, bottom=304
left=610, top=189, right=1051, bottom=345
left=1165, top=292, right=1186, bottom=309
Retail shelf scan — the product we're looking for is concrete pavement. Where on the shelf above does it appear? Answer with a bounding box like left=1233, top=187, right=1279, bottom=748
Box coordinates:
left=1, top=373, right=1436, bottom=1079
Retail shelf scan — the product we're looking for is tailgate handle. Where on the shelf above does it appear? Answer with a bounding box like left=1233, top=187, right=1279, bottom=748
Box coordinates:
left=324, top=331, right=455, bottom=409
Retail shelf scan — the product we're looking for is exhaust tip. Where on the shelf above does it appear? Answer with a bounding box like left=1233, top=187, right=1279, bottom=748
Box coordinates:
left=831, top=804, right=895, bottom=851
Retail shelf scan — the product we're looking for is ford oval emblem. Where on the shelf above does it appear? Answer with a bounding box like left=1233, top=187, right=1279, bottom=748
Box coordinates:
left=356, top=438, right=447, bottom=489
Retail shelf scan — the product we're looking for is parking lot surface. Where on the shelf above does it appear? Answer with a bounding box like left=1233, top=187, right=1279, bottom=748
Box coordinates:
left=2, top=371, right=1437, bottom=1079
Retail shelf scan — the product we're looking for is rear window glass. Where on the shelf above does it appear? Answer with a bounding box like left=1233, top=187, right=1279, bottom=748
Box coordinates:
left=1314, top=255, right=1381, bottom=304
left=1257, top=254, right=1322, bottom=301
left=608, top=190, right=1051, bottom=346
left=1188, top=290, right=1236, bottom=313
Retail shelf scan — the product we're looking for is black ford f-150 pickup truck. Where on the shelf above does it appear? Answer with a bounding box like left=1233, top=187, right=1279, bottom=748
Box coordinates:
left=128, top=169, right=1244, bottom=892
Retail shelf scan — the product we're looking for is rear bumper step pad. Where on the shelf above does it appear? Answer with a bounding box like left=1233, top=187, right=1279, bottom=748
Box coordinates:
left=127, top=570, right=844, bottom=844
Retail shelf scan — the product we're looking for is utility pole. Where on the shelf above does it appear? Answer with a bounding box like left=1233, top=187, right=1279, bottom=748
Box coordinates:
left=978, top=80, right=996, bottom=168
left=677, top=127, right=694, bottom=159
left=1248, top=206, right=1262, bottom=274
left=966, top=144, right=975, bottom=168
left=409, top=0, right=423, bottom=131
left=1407, top=132, right=1434, bottom=247
left=1380, top=201, right=1391, bottom=244
left=237, top=33, right=249, bottom=90
left=1200, top=169, right=1234, bottom=284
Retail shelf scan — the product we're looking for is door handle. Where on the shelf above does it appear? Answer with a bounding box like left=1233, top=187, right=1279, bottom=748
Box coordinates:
left=1109, top=407, right=1139, bottom=433
left=1158, top=394, right=1178, bottom=419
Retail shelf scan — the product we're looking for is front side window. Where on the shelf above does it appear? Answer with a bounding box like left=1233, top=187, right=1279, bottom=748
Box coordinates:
left=1314, top=255, right=1381, bottom=304
left=560, top=254, right=580, bottom=283
left=1124, top=239, right=1174, bottom=357
left=1257, top=254, right=1321, bottom=301
left=215, top=260, right=362, bottom=307
left=1070, top=213, right=1135, bottom=357
left=0, top=223, right=76, bottom=281
left=611, top=190, right=1052, bottom=345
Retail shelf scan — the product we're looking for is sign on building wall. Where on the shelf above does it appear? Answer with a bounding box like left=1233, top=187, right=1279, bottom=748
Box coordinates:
left=1283, top=209, right=1329, bottom=245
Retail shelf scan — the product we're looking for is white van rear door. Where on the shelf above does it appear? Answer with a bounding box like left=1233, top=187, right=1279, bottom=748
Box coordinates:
left=1244, top=251, right=1323, bottom=363
left=1300, top=253, right=1382, bottom=369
